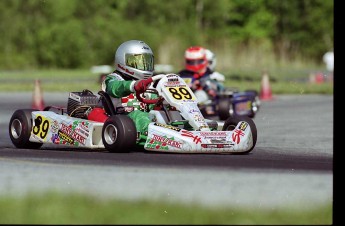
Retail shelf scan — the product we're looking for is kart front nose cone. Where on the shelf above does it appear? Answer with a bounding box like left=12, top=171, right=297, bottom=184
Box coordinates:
left=10, top=119, right=23, bottom=139
left=104, top=124, right=118, bottom=145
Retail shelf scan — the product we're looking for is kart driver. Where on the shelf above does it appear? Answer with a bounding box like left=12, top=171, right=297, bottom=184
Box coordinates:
left=205, top=48, right=226, bottom=83
left=177, top=46, right=223, bottom=99
left=100, top=40, right=156, bottom=144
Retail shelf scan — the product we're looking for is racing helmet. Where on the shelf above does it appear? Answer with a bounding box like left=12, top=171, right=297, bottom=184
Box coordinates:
left=185, top=46, right=208, bottom=74
left=205, top=49, right=217, bottom=71
left=115, top=40, right=154, bottom=80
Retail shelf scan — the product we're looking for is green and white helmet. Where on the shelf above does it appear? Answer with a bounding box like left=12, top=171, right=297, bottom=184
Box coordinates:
left=115, top=40, right=154, bottom=80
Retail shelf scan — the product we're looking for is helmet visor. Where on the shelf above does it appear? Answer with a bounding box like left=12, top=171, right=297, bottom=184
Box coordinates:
left=186, top=59, right=205, bottom=66
left=125, top=53, right=154, bottom=71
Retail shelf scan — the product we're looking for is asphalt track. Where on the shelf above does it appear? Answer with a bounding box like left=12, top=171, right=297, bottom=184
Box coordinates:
left=0, top=92, right=333, bottom=210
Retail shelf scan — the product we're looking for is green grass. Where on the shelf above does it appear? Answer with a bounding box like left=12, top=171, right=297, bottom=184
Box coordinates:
left=0, top=192, right=332, bottom=224
left=0, top=69, right=101, bottom=92
left=0, top=69, right=333, bottom=94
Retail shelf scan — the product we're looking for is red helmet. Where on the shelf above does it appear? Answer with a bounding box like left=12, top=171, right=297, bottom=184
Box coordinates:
left=185, top=46, right=208, bottom=74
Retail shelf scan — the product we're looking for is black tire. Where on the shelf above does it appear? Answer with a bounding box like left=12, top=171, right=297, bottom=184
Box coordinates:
left=8, top=109, right=43, bottom=149
left=102, top=115, right=137, bottom=153
left=222, top=115, right=257, bottom=154
left=218, top=97, right=231, bottom=120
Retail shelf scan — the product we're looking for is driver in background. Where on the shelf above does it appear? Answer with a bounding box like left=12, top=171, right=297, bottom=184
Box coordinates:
left=205, top=49, right=226, bottom=84
left=177, top=46, right=223, bottom=99
left=98, top=40, right=156, bottom=143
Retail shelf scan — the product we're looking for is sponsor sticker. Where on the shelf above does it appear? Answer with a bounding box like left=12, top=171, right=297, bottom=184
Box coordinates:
left=239, top=121, right=248, bottom=131
left=146, top=134, right=181, bottom=150
left=201, top=143, right=234, bottom=148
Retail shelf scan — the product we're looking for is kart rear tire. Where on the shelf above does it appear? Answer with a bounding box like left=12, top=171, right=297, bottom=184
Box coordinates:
left=218, top=97, right=231, bottom=120
left=8, top=109, right=43, bottom=149
left=102, top=115, right=137, bottom=153
left=222, top=115, right=257, bottom=154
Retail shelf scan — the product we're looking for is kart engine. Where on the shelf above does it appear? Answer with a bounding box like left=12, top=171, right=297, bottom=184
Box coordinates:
left=67, top=89, right=100, bottom=119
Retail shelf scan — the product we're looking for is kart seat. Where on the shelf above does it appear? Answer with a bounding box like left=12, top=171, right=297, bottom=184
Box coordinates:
left=97, top=91, right=118, bottom=116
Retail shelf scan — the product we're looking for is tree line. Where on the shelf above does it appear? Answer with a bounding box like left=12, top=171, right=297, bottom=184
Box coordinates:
left=0, top=0, right=333, bottom=70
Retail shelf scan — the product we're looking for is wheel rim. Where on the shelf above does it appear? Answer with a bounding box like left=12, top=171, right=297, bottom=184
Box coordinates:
left=229, top=104, right=234, bottom=116
left=225, top=124, right=236, bottom=131
left=10, top=119, right=22, bottom=139
left=252, top=102, right=258, bottom=113
left=104, top=124, right=118, bottom=145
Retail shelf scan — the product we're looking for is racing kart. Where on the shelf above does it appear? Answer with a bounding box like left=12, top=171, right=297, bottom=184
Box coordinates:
left=181, top=77, right=260, bottom=120
left=8, top=73, right=257, bottom=154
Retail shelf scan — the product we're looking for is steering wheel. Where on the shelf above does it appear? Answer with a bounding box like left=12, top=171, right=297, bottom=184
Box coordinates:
left=135, top=74, right=165, bottom=104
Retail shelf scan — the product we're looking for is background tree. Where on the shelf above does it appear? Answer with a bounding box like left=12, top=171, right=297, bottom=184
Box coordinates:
left=0, top=0, right=333, bottom=71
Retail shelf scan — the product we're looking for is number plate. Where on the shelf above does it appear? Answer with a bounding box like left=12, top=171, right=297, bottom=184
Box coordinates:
left=165, top=86, right=196, bottom=101
left=235, top=101, right=252, bottom=114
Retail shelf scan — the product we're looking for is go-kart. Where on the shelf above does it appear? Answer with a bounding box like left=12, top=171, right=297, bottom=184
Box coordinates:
left=181, top=77, right=260, bottom=120
left=8, top=74, right=257, bottom=154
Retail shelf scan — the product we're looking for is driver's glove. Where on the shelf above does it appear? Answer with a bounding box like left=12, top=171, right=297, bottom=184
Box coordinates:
left=192, top=80, right=201, bottom=90
left=207, top=89, right=217, bottom=98
left=134, top=77, right=153, bottom=93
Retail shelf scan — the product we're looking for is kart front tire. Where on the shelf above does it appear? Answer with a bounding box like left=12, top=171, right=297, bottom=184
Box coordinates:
left=8, top=109, right=43, bottom=149
left=102, top=115, right=137, bottom=153
left=222, top=115, right=257, bottom=154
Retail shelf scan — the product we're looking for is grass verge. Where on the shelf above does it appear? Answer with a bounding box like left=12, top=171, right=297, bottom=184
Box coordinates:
left=0, top=69, right=333, bottom=94
left=0, top=192, right=332, bottom=224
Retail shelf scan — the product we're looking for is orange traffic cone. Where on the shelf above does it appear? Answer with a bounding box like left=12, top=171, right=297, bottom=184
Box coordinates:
left=32, top=79, right=45, bottom=110
left=259, top=71, right=273, bottom=101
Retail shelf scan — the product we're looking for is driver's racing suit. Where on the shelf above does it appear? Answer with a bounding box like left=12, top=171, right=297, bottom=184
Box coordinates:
left=178, top=67, right=224, bottom=95
left=178, top=68, right=224, bottom=115
left=102, top=71, right=156, bottom=144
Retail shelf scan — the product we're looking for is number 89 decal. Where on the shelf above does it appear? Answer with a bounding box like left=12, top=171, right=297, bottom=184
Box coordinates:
left=167, top=87, right=195, bottom=101
left=32, top=115, right=50, bottom=140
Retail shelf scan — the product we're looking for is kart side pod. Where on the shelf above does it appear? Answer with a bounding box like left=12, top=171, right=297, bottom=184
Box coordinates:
left=144, top=119, right=255, bottom=154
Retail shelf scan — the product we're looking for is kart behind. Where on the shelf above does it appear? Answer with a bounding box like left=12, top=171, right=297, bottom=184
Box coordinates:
left=181, top=77, right=260, bottom=120
left=9, top=74, right=257, bottom=154
left=200, top=87, right=260, bottom=120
